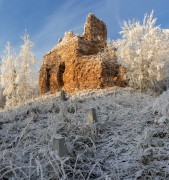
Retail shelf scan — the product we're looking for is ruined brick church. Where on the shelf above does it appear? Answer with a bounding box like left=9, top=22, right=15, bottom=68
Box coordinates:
left=39, top=14, right=125, bottom=95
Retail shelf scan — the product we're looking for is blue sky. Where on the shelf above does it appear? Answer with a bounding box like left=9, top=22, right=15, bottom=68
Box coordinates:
left=0, top=0, right=169, bottom=63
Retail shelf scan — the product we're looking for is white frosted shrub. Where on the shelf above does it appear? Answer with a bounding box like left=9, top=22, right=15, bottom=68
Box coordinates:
left=1, top=42, right=17, bottom=107
left=0, top=32, right=39, bottom=108
left=153, top=89, right=169, bottom=117
left=15, top=32, right=38, bottom=104
left=0, top=86, right=5, bottom=108
left=116, top=11, right=169, bottom=93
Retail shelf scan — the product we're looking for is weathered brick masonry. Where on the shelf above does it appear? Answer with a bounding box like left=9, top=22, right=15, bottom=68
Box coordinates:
left=39, top=13, right=125, bottom=94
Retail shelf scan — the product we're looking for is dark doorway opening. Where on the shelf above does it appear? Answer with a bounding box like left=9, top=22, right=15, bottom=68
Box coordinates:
left=46, top=67, right=51, bottom=92
left=57, top=62, right=65, bottom=89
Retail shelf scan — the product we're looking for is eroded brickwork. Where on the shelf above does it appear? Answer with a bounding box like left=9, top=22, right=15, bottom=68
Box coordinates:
left=39, top=14, right=125, bottom=95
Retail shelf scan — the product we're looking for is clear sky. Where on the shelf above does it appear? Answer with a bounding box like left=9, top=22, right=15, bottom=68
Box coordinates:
left=0, top=0, right=169, bottom=63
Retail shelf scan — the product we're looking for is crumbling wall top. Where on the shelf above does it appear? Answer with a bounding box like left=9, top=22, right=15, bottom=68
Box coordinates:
left=83, top=13, right=107, bottom=47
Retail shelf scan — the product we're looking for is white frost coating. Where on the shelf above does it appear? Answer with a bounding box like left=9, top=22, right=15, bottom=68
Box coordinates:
left=1, top=33, right=39, bottom=108
left=1, top=42, right=17, bottom=107
left=153, top=90, right=169, bottom=117
left=115, top=11, right=169, bottom=93
left=163, top=29, right=169, bottom=35
left=1, top=87, right=168, bottom=179
left=15, top=32, right=38, bottom=104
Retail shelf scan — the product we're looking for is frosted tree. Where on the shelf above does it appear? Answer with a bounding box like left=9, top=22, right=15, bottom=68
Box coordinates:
left=1, top=42, right=17, bottom=107
left=0, top=57, right=6, bottom=108
left=115, top=11, right=169, bottom=93
left=15, top=32, right=38, bottom=104
left=0, top=85, right=5, bottom=108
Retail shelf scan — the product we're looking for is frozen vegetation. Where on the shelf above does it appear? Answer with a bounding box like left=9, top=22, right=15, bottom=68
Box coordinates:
left=115, top=11, right=169, bottom=93
left=0, top=32, right=38, bottom=108
left=1, top=87, right=169, bottom=179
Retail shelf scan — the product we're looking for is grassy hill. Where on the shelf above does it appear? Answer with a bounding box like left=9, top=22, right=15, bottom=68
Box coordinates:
left=0, top=87, right=169, bottom=179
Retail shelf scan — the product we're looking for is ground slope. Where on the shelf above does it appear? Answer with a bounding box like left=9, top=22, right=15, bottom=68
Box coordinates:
left=0, top=88, right=168, bottom=179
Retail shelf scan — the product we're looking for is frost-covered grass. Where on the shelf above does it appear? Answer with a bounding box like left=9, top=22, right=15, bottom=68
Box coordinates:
left=0, top=88, right=169, bottom=179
